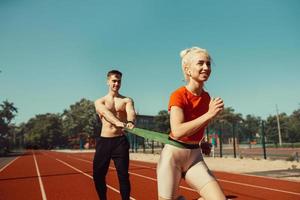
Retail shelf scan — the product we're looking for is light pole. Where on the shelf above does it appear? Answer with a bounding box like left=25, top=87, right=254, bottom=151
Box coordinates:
left=219, top=120, right=224, bottom=158
left=232, top=119, right=243, bottom=158
left=261, top=120, right=267, bottom=159
left=232, top=122, right=237, bottom=158
left=275, top=104, right=282, bottom=146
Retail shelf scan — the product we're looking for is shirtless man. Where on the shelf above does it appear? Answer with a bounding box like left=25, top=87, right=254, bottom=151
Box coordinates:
left=93, top=70, right=136, bottom=200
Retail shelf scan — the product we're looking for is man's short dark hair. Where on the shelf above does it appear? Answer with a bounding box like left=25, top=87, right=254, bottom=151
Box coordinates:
left=107, top=70, right=122, bottom=78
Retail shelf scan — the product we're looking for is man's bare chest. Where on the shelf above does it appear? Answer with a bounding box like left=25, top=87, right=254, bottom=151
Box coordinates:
left=105, top=99, right=126, bottom=113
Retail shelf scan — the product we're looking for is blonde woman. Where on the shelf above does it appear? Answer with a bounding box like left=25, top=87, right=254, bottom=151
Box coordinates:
left=157, top=47, right=226, bottom=200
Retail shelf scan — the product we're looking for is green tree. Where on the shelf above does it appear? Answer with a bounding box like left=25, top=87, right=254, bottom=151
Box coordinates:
left=62, top=98, right=101, bottom=147
left=265, top=113, right=288, bottom=145
left=287, top=109, right=300, bottom=144
left=24, top=113, right=64, bottom=149
left=0, top=100, right=18, bottom=153
left=211, top=107, right=243, bottom=142
left=154, top=110, right=170, bottom=133
left=241, top=115, right=261, bottom=144
left=14, top=123, right=26, bottom=148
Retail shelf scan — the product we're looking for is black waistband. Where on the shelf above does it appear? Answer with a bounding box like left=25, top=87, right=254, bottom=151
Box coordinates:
left=97, top=134, right=126, bottom=140
left=168, top=137, right=200, bottom=149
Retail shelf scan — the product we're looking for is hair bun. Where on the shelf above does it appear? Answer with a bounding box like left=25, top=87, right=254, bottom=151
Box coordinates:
left=180, top=49, right=190, bottom=58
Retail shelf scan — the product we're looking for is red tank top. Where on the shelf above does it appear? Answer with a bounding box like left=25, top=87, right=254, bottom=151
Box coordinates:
left=168, top=86, right=210, bottom=143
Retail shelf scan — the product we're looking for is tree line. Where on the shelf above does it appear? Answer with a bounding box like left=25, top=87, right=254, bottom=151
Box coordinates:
left=153, top=107, right=300, bottom=147
left=1, top=99, right=300, bottom=153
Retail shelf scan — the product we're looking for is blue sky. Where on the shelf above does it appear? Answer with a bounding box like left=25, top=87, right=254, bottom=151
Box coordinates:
left=1, top=0, right=299, bottom=124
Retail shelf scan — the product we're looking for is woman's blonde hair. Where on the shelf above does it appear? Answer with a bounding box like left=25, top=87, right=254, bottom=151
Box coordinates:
left=180, top=47, right=211, bottom=81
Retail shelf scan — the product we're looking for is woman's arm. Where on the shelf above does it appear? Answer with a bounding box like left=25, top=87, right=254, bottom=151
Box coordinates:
left=170, top=97, right=224, bottom=139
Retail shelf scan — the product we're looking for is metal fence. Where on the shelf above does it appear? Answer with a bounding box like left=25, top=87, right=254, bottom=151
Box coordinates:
left=126, top=132, right=300, bottom=162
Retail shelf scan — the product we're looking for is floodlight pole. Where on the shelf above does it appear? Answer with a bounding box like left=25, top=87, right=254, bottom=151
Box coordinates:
left=232, top=122, right=237, bottom=158
left=275, top=104, right=282, bottom=146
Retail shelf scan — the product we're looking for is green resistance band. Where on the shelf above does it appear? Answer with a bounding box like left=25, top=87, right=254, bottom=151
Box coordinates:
left=125, top=127, right=186, bottom=148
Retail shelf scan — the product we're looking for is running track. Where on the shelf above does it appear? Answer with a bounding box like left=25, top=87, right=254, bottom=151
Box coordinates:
left=0, top=151, right=299, bottom=200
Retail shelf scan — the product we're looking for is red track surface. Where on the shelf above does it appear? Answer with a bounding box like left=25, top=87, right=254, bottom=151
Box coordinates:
left=0, top=151, right=299, bottom=200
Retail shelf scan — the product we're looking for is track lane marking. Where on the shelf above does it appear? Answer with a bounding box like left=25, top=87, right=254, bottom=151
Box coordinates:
left=130, top=163, right=156, bottom=170
left=55, top=158, right=136, bottom=200
left=33, top=152, right=47, bottom=200
left=127, top=170, right=196, bottom=192
left=68, top=154, right=300, bottom=196
left=66, top=155, right=197, bottom=192
left=218, top=178, right=300, bottom=196
left=0, top=156, right=19, bottom=173
left=130, top=160, right=300, bottom=196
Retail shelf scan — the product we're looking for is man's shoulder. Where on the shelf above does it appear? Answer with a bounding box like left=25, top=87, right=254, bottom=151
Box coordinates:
left=124, top=96, right=134, bottom=103
left=118, top=94, right=133, bottom=102
left=94, top=96, right=106, bottom=105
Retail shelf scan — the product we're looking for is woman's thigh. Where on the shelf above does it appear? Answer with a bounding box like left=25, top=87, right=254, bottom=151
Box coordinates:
left=157, top=145, right=187, bottom=199
left=184, top=161, right=216, bottom=192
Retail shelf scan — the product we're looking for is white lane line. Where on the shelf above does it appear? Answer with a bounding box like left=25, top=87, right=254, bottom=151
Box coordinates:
left=130, top=163, right=156, bottom=170
left=216, top=169, right=300, bottom=183
left=218, top=179, right=300, bottom=196
left=69, top=155, right=300, bottom=196
left=67, top=156, right=91, bottom=164
left=68, top=155, right=156, bottom=170
left=131, top=161, right=300, bottom=196
left=0, top=157, right=19, bottom=173
left=56, top=158, right=136, bottom=200
left=125, top=170, right=196, bottom=192
left=68, top=155, right=196, bottom=192
left=33, top=152, right=47, bottom=200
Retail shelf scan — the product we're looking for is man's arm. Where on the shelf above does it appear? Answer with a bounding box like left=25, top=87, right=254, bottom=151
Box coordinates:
left=125, top=98, right=136, bottom=129
left=94, top=99, right=125, bottom=127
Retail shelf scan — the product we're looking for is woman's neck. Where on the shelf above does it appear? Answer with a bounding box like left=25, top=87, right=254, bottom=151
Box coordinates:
left=186, top=80, right=204, bottom=96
